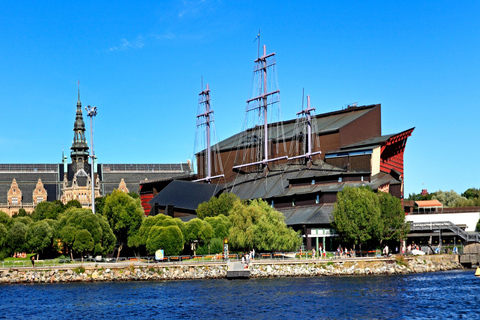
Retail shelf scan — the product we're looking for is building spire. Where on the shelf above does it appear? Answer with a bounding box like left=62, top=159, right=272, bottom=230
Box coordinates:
left=71, top=83, right=89, bottom=173
left=77, top=79, right=81, bottom=104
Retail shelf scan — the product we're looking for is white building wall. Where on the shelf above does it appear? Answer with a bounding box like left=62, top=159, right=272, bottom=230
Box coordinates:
left=406, top=212, right=480, bottom=232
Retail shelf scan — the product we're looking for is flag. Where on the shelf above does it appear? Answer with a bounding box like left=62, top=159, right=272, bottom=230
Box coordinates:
left=253, top=31, right=260, bottom=42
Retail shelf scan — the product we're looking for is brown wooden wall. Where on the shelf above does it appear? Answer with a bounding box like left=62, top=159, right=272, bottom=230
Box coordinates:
left=340, top=105, right=381, bottom=147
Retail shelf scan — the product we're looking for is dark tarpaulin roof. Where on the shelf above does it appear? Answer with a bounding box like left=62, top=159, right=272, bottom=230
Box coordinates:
left=149, top=180, right=222, bottom=211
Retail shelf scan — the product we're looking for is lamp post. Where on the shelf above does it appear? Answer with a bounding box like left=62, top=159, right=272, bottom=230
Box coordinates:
left=85, top=105, right=97, bottom=214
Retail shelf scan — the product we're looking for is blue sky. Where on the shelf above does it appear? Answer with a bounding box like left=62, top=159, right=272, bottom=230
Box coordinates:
left=0, top=1, right=478, bottom=197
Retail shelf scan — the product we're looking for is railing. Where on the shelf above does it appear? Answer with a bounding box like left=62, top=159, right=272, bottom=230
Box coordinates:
left=409, top=221, right=480, bottom=243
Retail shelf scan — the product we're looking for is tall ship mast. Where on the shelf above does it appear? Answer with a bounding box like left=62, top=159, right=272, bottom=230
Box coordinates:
left=193, top=83, right=224, bottom=183
left=288, top=94, right=322, bottom=163
left=233, top=44, right=286, bottom=173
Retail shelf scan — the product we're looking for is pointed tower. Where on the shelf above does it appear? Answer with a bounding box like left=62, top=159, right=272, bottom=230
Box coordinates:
left=70, top=87, right=90, bottom=173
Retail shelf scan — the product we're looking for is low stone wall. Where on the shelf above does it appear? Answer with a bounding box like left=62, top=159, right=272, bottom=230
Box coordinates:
left=0, top=255, right=462, bottom=284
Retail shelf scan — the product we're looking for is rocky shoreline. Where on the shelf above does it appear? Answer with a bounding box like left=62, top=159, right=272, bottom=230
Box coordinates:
left=0, top=255, right=462, bottom=284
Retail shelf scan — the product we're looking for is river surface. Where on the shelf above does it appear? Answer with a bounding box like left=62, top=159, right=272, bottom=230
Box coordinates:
left=0, top=269, right=478, bottom=319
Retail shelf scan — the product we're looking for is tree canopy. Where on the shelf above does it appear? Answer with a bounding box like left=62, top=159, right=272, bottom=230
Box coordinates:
left=333, top=186, right=409, bottom=247
left=102, top=189, right=145, bottom=257
left=196, top=193, right=239, bottom=219
left=57, top=208, right=116, bottom=258
left=333, top=186, right=381, bottom=246
left=228, top=198, right=301, bottom=252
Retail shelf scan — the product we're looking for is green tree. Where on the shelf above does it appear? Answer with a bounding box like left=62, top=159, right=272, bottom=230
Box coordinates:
left=0, top=224, right=10, bottom=260
left=129, top=214, right=181, bottom=255
left=65, top=200, right=82, bottom=209
left=13, top=216, right=33, bottom=226
left=57, top=208, right=116, bottom=259
left=377, top=192, right=410, bottom=243
left=333, top=186, right=381, bottom=247
left=59, top=226, right=77, bottom=260
left=128, top=191, right=140, bottom=199
left=0, top=211, right=12, bottom=228
left=12, top=208, right=28, bottom=218
left=102, top=189, right=145, bottom=258
left=204, top=215, right=231, bottom=239
left=32, top=201, right=65, bottom=221
left=7, top=222, right=28, bottom=253
left=146, top=225, right=184, bottom=256
left=228, top=198, right=301, bottom=252
left=26, top=220, right=54, bottom=259
left=196, top=193, right=239, bottom=219
left=72, top=229, right=94, bottom=261
left=433, top=190, right=463, bottom=207
left=95, top=196, right=106, bottom=215
left=462, top=188, right=480, bottom=200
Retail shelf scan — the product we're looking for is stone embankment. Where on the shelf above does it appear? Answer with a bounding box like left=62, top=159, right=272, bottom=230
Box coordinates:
left=0, top=255, right=462, bottom=284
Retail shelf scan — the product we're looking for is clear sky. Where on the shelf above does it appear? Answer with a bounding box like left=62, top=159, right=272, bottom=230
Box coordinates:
left=0, top=1, right=479, bottom=197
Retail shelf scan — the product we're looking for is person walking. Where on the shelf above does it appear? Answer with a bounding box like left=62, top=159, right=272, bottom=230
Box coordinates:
left=31, top=255, right=35, bottom=267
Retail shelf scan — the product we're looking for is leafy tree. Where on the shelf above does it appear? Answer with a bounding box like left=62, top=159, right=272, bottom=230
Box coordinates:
left=477, top=218, right=480, bottom=232
left=333, top=186, right=381, bottom=248
left=204, top=215, right=231, bottom=239
left=7, top=222, right=28, bottom=253
left=95, top=196, right=106, bottom=215
left=432, top=190, right=463, bottom=207
left=65, top=200, right=82, bottom=209
left=377, top=192, right=410, bottom=243
left=128, top=191, right=140, bottom=199
left=13, top=216, right=33, bottom=226
left=462, top=188, right=480, bottom=200
left=196, top=193, right=239, bottom=219
left=0, top=224, right=8, bottom=249
left=197, top=237, right=224, bottom=255
left=145, top=225, right=184, bottom=256
left=228, top=198, right=301, bottom=252
left=59, top=226, right=77, bottom=260
left=184, top=218, right=205, bottom=243
left=102, top=189, right=145, bottom=258
left=0, top=211, right=12, bottom=228
left=72, top=229, right=94, bottom=261
left=0, top=223, right=9, bottom=260
left=129, top=214, right=180, bottom=255
left=32, top=201, right=65, bottom=221
left=406, top=192, right=433, bottom=201
left=57, top=208, right=116, bottom=259
left=12, top=208, right=28, bottom=218
left=26, top=220, right=54, bottom=259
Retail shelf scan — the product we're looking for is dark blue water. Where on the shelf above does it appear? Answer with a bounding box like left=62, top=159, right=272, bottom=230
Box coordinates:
left=0, top=269, right=478, bottom=319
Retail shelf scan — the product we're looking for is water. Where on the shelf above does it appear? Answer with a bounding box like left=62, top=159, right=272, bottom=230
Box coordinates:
left=0, top=269, right=479, bottom=319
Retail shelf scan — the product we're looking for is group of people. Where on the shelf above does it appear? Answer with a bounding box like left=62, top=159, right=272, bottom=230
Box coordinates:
left=241, top=249, right=255, bottom=265
left=13, top=252, right=27, bottom=258
left=335, top=246, right=354, bottom=258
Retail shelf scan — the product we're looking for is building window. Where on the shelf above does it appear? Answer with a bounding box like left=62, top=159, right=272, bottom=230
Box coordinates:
left=311, top=179, right=315, bottom=185
left=292, top=198, right=296, bottom=207
left=316, top=195, right=319, bottom=204
left=361, top=176, right=364, bottom=181
left=271, top=200, right=274, bottom=208
left=37, top=197, right=43, bottom=203
left=12, top=197, right=18, bottom=205
left=338, top=177, right=342, bottom=182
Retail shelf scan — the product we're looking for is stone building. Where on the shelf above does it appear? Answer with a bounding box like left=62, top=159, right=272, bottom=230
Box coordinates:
left=0, top=90, right=191, bottom=216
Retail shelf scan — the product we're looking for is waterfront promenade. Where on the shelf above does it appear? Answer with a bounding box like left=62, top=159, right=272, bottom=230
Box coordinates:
left=0, top=254, right=462, bottom=284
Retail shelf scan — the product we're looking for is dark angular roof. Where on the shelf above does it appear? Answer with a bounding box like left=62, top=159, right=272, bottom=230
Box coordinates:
left=223, top=160, right=400, bottom=201
left=213, top=105, right=378, bottom=152
left=279, top=204, right=334, bottom=226
left=149, top=180, right=223, bottom=211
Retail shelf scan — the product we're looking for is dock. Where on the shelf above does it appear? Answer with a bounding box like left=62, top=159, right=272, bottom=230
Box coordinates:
left=226, top=261, right=250, bottom=279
